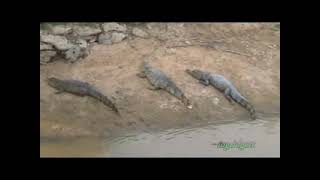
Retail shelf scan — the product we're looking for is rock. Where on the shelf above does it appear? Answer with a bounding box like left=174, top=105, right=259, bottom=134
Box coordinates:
left=49, top=25, right=72, bottom=35
left=71, top=35, right=97, bottom=42
left=98, top=32, right=127, bottom=44
left=168, top=23, right=184, bottom=29
left=88, top=36, right=98, bottom=43
left=98, top=32, right=112, bottom=45
left=145, top=23, right=167, bottom=37
left=64, top=46, right=89, bottom=63
left=132, top=27, right=149, bottom=38
left=146, top=23, right=153, bottom=30
left=213, top=97, right=220, bottom=105
left=40, top=29, right=49, bottom=35
left=74, top=39, right=88, bottom=49
left=73, top=25, right=102, bottom=36
left=111, top=32, right=127, bottom=43
left=166, top=48, right=176, bottom=54
left=65, top=32, right=96, bottom=43
left=65, top=46, right=82, bottom=62
left=102, top=23, right=127, bottom=32
left=40, top=34, right=73, bottom=50
left=40, top=42, right=54, bottom=51
left=146, top=23, right=161, bottom=30
left=89, top=42, right=98, bottom=48
left=40, top=51, right=57, bottom=64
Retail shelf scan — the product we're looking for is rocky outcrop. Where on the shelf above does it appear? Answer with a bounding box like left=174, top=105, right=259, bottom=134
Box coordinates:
left=40, top=33, right=89, bottom=64
left=98, top=32, right=127, bottom=45
left=110, top=32, right=127, bottom=43
left=132, top=27, right=149, bottom=38
left=40, top=42, right=54, bottom=51
left=73, top=25, right=102, bottom=36
left=40, top=34, right=73, bottom=51
left=99, top=23, right=128, bottom=44
left=49, top=25, right=73, bottom=35
left=74, top=39, right=88, bottom=49
left=40, top=50, right=57, bottom=64
left=65, top=46, right=89, bottom=63
left=102, top=23, right=127, bottom=32
left=40, top=23, right=133, bottom=65
left=98, top=32, right=112, bottom=44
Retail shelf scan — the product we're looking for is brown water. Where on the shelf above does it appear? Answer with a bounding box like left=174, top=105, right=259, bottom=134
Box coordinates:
left=40, top=113, right=280, bottom=157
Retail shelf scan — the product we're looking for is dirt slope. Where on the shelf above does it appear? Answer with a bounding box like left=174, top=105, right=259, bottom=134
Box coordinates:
left=40, top=23, right=280, bottom=138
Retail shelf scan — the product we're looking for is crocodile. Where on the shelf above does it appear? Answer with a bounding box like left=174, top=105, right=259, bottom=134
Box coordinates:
left=186, top=69, right=256, bottom=119
left=137, top=61, right=192, bottom=109
left=47, top=77, right=120, bottom=115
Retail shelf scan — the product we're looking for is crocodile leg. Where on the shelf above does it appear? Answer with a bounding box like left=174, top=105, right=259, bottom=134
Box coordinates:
left=147, top=86, right=161, bottom=91
left=136, top=72, right=147, bottom=78
left=199, top=80, right=210, bottom=86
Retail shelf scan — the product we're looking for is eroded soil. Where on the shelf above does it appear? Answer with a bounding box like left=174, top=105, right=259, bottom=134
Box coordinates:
left=40, top=23, right=280, bottom=139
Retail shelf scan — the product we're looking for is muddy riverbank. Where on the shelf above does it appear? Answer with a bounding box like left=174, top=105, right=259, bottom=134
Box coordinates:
left=40, top=23, right=280, bottom=145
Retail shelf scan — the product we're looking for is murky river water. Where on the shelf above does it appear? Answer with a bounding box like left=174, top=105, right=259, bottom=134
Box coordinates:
left=40, top=113, right=280, bottom=157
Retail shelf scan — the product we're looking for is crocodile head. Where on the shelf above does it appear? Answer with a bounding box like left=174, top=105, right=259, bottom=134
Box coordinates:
left=47, top=77, right=62, bottom=88
left=142, top=61, right=152, bottom=70
left=185, top=69, right=205, bottom=80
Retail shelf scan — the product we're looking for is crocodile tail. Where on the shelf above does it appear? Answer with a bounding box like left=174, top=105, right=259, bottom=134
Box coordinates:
left=100, top=95, right=120, bottom=115
left=89, top=90, right=120, bottom=115
left=233, top=95, right=256, bottom=120
left=166, top=86, right=192, bottom=109
left=88, top=89, right=104, bottom=100
left=240, top=99, right=256, bottom=120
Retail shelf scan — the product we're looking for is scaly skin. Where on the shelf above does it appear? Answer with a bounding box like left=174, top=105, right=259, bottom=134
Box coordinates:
left=138, top=61, right=192, bottom=109
left=186, top=69, right=256, bottom=119
left=47, top=77, right=120, bottom=115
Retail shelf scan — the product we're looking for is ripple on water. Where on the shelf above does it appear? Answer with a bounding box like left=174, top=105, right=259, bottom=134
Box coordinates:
left=41, top=114, right=280, bottom=157
left=102, top=115, right=279, bottom=157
